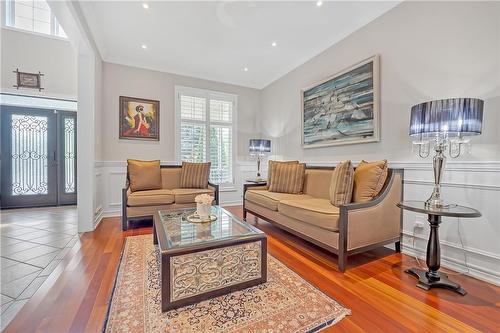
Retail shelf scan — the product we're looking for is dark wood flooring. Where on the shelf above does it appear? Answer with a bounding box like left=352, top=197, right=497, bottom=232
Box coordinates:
left=4, top=206, right=500, bottom=332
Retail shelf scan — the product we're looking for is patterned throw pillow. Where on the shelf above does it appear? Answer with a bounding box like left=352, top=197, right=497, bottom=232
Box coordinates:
left=127, top=159, right=162, bottom=192
left=180, top=162, right=211, bottom=189
left=329, top=161, right=354, bottom=206
left=268, top=163, right=306, bottom=194
left=267, top=160, right=299, bottom=187
left=353, top=160, right=388, bottom=203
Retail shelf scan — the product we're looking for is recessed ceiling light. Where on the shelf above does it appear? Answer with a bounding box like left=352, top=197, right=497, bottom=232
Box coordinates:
left=271, top=41, right=277, bottom=47
left=142, top=3, right=149, bottom=9
left=316, top=0, right=323, bottom=7
left=141, top=44, right=147, bottom=49
left=244, top=67, right=248, bottom=72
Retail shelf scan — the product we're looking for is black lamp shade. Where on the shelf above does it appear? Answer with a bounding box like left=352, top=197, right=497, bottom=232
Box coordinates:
left=249, top=139, right=271, bottom=153
left=409, top=98, right=483, bottom=137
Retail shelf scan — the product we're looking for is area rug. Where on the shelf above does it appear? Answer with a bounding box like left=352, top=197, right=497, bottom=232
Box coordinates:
left=104, top=235, right=350, bottom=333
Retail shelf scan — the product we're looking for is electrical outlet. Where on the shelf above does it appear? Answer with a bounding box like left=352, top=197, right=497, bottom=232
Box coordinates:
left=414, top=220, right=424, bottom=229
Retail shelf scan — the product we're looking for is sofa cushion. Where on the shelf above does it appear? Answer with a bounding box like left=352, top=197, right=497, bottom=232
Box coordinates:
left=245, top=190, right=312, bottom=211
left=353, top=160, right=388, bottom=203
left=268, top=163, right=306, bottom=194
left=278, top=199, right=340, bottom=232
left=329, top=160, right=354, bottom=207
left=267, top=160, right=298, bottom=187
left=172, top=188, right=214, bottom=204
left=127, top=189, right=174, bottom=207
left=127, top=159, right=162, bottom=192
left=180, top=162, right=211, bottom=189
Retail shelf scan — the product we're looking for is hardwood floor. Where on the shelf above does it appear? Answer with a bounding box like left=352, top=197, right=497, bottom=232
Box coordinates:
left=5, top=206, right=499, bottom=332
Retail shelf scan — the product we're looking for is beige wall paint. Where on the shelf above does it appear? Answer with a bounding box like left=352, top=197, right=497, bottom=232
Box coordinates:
left=260, top=1, right=500, bottom=162
left=101, top=62, right=261, bottom=162
left=0, top=28, right=77, bottom=99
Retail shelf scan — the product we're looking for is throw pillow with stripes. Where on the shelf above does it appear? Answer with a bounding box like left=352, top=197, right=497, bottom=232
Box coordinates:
left=268, top=162, right=306, bottom=194
left=267, top=160, right=299, bottom=187
left=329, top=160, right=354, bottom=206
left=180, top=162, right=211, bottom=189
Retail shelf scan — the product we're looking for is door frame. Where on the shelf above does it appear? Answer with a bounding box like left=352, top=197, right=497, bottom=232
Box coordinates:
left=0, top=106, right=77, bottom=208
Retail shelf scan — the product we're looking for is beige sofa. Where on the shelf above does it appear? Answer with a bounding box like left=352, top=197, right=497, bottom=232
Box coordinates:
left=243, top=166, right=403, bottom=272
left=122, top=165, right=219, bottom=230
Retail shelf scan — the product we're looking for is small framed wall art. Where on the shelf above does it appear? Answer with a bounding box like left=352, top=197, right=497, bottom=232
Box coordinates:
left=119, top=96, right=160, bottom=141
left=13, top=69, right=44, bottom=91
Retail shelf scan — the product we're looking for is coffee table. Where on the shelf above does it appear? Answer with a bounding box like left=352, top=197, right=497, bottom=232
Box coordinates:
left=153, top=206, right=267, bottom=311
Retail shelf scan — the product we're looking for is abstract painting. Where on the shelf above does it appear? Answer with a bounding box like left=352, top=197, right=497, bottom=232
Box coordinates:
left=301, top=55, right=379, bottom=148
left=119, top=96, right=159, bottom=141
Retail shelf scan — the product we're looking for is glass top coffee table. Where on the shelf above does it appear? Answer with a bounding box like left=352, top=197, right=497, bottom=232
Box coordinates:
left=153, top=206, right=267, bottom=311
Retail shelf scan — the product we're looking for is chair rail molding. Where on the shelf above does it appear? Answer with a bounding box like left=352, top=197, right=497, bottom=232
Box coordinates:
left=93, top=159, right=499, bottom=286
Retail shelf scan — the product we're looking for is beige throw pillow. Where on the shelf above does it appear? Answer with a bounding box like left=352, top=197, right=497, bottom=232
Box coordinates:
left=180, top=162, right=211, bottom=189
left=268, top=162, right=306, bottom=194
left=267, top=160, right=299, bottom=187
left=127, top=159, right=162, bottom=192
left=329, top=161, right=354, bottom=206
left=353, top=160, right=388, bottom=203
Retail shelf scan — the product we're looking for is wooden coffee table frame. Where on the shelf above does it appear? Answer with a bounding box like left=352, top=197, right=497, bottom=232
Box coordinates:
left=153, top=208, right=267, bottom=311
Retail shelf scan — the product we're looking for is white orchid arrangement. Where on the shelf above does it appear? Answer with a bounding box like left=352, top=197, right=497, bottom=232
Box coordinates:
left=195, top=194, right=213, bottom=205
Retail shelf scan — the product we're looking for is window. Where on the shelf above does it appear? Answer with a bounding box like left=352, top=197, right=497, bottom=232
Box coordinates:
left=3, top=0, right=67, bottom=38
left=176, top=86, right=236, bottom=187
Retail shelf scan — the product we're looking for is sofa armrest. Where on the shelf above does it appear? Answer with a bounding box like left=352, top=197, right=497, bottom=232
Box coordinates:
left=338, top=169, right=404, bottom=251
left=122, top=181, right=130, bottom=231
left=208, top=182, right=220, bottom=205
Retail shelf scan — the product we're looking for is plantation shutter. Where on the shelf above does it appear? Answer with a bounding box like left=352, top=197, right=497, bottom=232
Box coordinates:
left=179, top=94, right=207, bottom=162
left=177, top=88, right=235, bottom=186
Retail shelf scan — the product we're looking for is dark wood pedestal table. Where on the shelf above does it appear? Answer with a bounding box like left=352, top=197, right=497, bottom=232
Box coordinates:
left=397, top=201, right=481, bottom=295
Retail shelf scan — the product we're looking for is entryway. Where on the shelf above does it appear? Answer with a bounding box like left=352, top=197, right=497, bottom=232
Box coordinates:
left=1, top=103, right=77, bottom=208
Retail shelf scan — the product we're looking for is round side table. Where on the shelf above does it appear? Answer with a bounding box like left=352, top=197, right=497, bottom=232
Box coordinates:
left=397, top=200, right=481, bottom=295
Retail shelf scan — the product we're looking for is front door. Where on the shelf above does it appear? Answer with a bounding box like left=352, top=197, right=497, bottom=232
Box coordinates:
left=1, top=106, right=76, bottom=208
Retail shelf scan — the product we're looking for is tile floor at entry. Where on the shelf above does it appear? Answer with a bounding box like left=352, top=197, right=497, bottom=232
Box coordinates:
left=0, top=206, right=78, bottom=330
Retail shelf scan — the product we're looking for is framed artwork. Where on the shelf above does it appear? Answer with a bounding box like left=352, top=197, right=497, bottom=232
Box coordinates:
left=119, top=96, right=160, bottom=141
left=13, top=69, right=44, bottom=91
left=301, top=55, right=380, bottom=148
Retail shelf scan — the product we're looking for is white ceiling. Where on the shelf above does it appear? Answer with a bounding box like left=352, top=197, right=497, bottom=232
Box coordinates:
left=79, top=1, right=400, bottom=89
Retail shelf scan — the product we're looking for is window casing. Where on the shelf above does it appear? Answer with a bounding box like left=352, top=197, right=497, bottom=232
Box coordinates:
left=175, top=86, right=237, bottom=188
left=3, top=0, right=67, bottom=38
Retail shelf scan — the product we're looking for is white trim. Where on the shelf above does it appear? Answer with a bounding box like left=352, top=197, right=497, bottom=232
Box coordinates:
left=1, top=25, right=69, bottom=41
left=402, top=232, right=500, bottom=286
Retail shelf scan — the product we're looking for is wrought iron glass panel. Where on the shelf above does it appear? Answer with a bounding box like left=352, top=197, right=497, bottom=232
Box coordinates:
left=64, top=117, right=76, bottom=193
left=10, top=114, right=49, bottom=195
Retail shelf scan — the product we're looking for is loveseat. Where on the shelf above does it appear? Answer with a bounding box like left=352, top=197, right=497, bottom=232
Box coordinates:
left=122, top=165, right=219, bottom=230
left=243, top=165, right=403, bottom=272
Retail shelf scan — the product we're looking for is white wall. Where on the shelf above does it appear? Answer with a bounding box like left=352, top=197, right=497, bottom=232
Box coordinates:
left=96, top=62, right=262, bottom=216
left=260, top=1, right=500, bottom=284
left=0, top=28, right=77, bottom=99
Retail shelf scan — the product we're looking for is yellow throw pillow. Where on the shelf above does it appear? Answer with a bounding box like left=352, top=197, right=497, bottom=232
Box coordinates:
left=353, top=160, right=388, bottom=203
left=268, top=162, right=306, bottom=194
left=267, top=160, right=299, bottom=187
left=127, top=159, right=162, bottom=192
left=329, top=161, right=354, bottom=206
left=180, top=162, right=211, bottom=189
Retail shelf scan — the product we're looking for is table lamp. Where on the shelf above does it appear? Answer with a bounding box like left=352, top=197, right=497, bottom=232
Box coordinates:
left=249, top=139, right=271, bottom=181
left=409, top=98, right=483, bottom=209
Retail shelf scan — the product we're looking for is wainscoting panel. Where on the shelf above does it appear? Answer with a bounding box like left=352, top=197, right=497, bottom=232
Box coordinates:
left=94, top=160, right=499, bottom=285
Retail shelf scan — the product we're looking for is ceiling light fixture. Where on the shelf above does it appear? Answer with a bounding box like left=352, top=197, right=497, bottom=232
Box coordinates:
left=244, top=67, right=248, bottom=72
left=142, top=3, right=149, bottom=9
left=271, top=41, right=277, bottom=47
left=141, top=44, right=147, bottom=49
left=316, top=0, right=323, bottom=7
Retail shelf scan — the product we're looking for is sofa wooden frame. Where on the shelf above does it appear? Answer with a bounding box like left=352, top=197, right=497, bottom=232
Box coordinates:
left=243, top=166, right=404, bottom=272
left=122, top=165, right=220, bottom=231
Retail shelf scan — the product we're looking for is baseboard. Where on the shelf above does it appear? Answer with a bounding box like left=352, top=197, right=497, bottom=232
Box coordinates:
left=221, top=200, right=243, bottom=207
left=402, top=233, right=500, bottom=286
